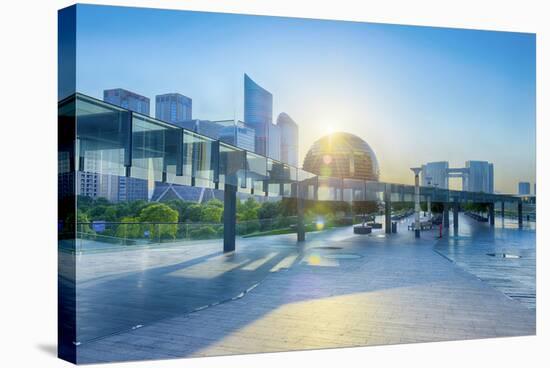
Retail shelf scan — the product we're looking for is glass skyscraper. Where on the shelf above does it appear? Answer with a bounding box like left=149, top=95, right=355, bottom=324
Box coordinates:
left=155, top=93, right=192, bottom=123
left=218, top=121, right=256, bottom=152
left=518, top=182, right=531, bottom=195
left=277, top=113, right=299, bottom=167
left=244, top=73, right=272, bottom=156
left=104, top=88, right=150, bottom=115
left=464, top=160, right=494, bottom=193
left=421, top=161, right=449, bottom=189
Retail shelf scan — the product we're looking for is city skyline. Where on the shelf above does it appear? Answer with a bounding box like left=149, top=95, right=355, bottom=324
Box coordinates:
left=73, top=5, right=535, bottom=194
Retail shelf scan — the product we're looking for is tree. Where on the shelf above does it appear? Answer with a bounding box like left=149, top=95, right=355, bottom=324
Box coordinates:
left=115, top=216, right=141, bottom=240
left=139, top=203, right=179, bottom=240
left=258, top=201, right=279, bottom=219
left=201, top=205, right=223, bottom=223
left=237, top=197, right=259, bottom=221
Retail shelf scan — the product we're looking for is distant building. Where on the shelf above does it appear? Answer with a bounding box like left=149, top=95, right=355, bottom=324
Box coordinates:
left=277, top=113, right=299, bottom=166
left=155, top=93, right=192, bottom=123
left=465, top=161, right=494, bottom=193
left=177, top=119, right=224, bottom=140
left=420, top=160, right=494, bottom=193
left=421, top=161, right=449, bottom=189
left=518, top=182, right=531, bottom=195
left=267, top=123, right=281, bottom=161
left=101, top=89, right=150, bottom=202
left=103, top=88, right=150, bottom=115
left=217, top=120, right=256, bottom=152
left=244, top=74, right=273, bottom=156
left=303, top=132, right=379, bottom=181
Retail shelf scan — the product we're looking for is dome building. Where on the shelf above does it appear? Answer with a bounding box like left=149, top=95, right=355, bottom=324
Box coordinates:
left=302, top=132, right=380, bottom=181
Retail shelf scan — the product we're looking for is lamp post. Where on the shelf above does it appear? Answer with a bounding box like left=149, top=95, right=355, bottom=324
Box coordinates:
left=411, top=167, right=422, bottom=238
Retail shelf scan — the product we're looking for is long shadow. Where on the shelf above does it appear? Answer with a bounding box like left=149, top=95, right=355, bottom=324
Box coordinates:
left=74, top=238, right=300, bottom=344
left=76, top=223, right=490, bottom=363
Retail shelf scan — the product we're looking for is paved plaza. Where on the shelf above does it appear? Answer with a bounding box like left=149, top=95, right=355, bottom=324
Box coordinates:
left=73, top=215, right=536, bottom=364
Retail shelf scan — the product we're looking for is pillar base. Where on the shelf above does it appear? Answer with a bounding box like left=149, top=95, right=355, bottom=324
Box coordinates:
left=415, top=229, right=420, bottom=238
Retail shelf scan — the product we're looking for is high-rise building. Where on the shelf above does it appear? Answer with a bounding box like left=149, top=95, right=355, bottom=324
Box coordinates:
left=421, top=161, right=449, bottom=189
left=244, top=74, right=273, bottom=156
left=155, top=93, right=192, bottom=123
left=420, top=160, right=494, bottom=193
left=103, top=88, right=150, bottom=115
left=464, top=161, right=494, bottom=193
left=101, top=90, right=150, bottom=202
left=177, top=119, right=224, bottom=140
left=267, top=123, right=281, bottom=161
left=277, top=113, right=299, bottom=166
left=518, top=182, right=531, bottom=195
left=218, top=121, right=256, bottom=152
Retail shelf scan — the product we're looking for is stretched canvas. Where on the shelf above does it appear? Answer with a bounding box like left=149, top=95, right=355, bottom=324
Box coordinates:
left=58, top=4, right=536, bottom=364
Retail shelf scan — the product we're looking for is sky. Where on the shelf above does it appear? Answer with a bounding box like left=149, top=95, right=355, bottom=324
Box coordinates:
left=74, top=4, right=536, bottom=194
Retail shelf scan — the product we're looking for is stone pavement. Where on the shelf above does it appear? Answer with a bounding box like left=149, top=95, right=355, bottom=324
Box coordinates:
left=75, top=218, right=536, bottom=364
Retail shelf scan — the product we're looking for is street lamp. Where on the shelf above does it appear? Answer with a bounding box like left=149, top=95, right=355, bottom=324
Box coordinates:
left=410, top=167, right=422, bottom=238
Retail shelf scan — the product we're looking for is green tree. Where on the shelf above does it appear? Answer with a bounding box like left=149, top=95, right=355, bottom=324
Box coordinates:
left=139, top=203, right=179, bottom=240
left=201, top=205, right=223, bottom=223
left=115, top=216, right=142, bottom=240
left=238, top=197, right=260, bottom=221
left=186, top=204, right=203, bottom=222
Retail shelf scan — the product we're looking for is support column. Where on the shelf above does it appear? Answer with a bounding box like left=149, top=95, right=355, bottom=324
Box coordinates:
left=488, top=202, right=495, bottom=226
left=518, top=201, right=523, bottom=228
left=297, top=197, right=305, bottom=242
left=427, top=196, right=432, bottom=219
left=501, top=201, right=505, bottom=224
left=223, top=184, right=237, bottom=253
left=443, top=202, right=450, bottom=228
left=384, top=190, right=392, bottom=234
left=411, top=168, right=421, bottom=238
left=453, top=199, right=459, bottom=233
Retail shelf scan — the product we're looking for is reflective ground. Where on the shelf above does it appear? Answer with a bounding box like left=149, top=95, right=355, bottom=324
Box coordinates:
left=68, top=215, right=536, bottom=364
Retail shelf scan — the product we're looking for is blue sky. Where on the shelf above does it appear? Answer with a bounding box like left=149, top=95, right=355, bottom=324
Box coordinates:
left=74, top=4, right=536, bottom=194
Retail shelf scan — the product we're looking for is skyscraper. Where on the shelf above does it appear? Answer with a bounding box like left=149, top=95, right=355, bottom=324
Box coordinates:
left=267, top=123, right=281, bottom=161
left=103, top=88, right=150, bottom=115
left=277, top=113, right=299, bottom=166
left=518, top=182, right=531, bottom=195
left=421, top=162, right=449, bottom=189
left=218, top=121, right=256, bottom=152
left=155, top=93, right=192, bottom=123
left=244, top=74, right=273, bottom=156
left=464, top=161, right=494, bottom=193
left=101, top=89, right=150, bottom=202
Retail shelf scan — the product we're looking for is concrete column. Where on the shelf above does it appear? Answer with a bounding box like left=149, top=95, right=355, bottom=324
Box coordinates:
left=518, top=201, right=523, bottom=228
left=297, top=197, right=305, bottom=242
left=427, top=196, right=432, bottom=219
left=223, top=184, right=237, bottom=253
left=453, top=200, right=459, bottom=232
left=443, top=203, right=450, bottom=228
left=384, top=190, right=392, bottom=234
left=411, top=168, right=421, bottom=238
left=488, top=202, right=495, bottom=226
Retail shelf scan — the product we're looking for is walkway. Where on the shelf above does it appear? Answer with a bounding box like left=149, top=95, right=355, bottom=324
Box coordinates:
left=75, top=218, right=536, bottom=364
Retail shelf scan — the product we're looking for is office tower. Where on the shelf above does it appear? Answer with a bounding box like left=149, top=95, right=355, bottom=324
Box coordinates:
left=177, top=119, right=225, bottom=140
left=267, top=123, right=281, bottom=161
left=518, top=182, right=531, bottom=195
left=465, top=161, right=494, bottom=193
left=155, top=93, right=192, bottom=123
left=217, top=120, right=256, bottom=152
left=244, top=73, right=273, bottom=156
left=102, top=89, right=150, bottom=202
left=421, top=161, right=449, bottom=189
left=103, top=88, right=150, bottom=115
left=277, top=113, right=299, bottom=166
